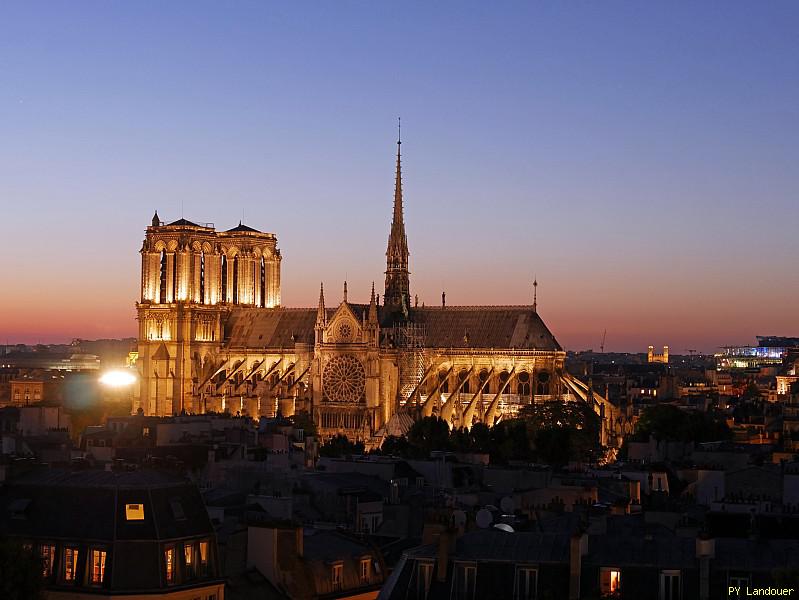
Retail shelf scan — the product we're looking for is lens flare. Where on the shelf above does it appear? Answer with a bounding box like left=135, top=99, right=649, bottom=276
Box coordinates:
left=99, top=370, right=136, bottom=388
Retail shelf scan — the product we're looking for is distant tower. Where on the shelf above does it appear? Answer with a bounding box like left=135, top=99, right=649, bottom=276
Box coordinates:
left=384, top=119, right=410, bottom=317
left=648, top=345, right=669, bottom=364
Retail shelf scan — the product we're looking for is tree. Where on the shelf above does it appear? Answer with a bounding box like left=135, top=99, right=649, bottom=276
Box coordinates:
left=635, top=404, right=730, bottom=443
left=0, top=539, right=44, bottom=600
left=289, top=410, right=317, bottom=438
left=378, top=435, right=412, bottom=457
left=517, top=401, right=602, bottom=465
left=407, top=416, right=452, bottom=457
left=319, top=434, right=364, bottom=457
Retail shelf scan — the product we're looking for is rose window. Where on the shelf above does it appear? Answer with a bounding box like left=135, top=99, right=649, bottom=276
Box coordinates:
left=337, top=322, right=353, bottom=342
left=323, top=355, right=366, bottom=403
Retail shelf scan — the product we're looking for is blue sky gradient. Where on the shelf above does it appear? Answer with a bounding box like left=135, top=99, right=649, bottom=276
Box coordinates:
left=1, top=2, right=797, bottom=351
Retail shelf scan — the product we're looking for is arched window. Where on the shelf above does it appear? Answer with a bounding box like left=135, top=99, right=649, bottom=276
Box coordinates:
left=221, top=255, right=228, bottom=303
left=199, top=252, right=205, bottom=304
left=232, top=256, right=239, bottom=304
left=171, top=253, right=178, bottom=302
left=499, top=371, right=510, bottom=395
left=458, top=370, right=470, bottom=394
left=260, top=257, right=266, bottom=308
left=159, top=250, right=167, bottom=303
left=478, top=369, right=490, bottom=393
left=537, top=371, right=551, bottom=396
left=438, top=370, right=449, bottom=394
left=517, top=371, right=531, bottom=396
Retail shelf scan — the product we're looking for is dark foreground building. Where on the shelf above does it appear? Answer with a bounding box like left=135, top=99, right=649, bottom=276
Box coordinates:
left=0, top=468, right=225, bottom=599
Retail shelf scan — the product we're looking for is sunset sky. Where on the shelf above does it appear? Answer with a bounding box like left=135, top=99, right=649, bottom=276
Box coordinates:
left=1, top=2, right=797, bottom=352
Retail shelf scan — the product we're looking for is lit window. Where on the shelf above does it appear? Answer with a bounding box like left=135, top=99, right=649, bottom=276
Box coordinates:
left=600, top=568, right=621, bottom=595
left=91, top=549, right=107, bottom=585
left=360, top=558, right=371, bottom=583
left=40, top=544, right=55, bottom=577
left=332, top=563, right=343, bottom=591
left=126, top=503, right=145, bottom=520
left=516, top=567, right=538, bottom=599
left=198, top=540, right=209, bottom=576
left=63, top=547, right=79, bottom=582
left=184, top=543, right=195, bottom=578
left=165, top=546, right=175, bottom=584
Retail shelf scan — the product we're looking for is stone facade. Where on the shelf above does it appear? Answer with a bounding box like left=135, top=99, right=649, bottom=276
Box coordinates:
left=135, top=137, right=626, bottom=447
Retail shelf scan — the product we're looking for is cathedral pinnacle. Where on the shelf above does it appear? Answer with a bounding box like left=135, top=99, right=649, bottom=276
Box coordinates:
left=316, top=282, right=326, bottom=327
left=533, top=277, right=538, bottom=313
left=343, top=280, right=348, bottom=303
left=151, top=210, right=160, bottom=227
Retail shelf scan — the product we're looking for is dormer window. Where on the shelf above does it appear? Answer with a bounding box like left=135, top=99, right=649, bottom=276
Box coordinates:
left=332, top=562, right=343, bottom=591
left=125, top=503, right=145, bottom=521
left=90, top=549, right=107, bottom=585
left=62, top=547, right=79, bottom=583
left=360, top=558, right=371, bottom=583
left=600, top=567, right=621, bottom=595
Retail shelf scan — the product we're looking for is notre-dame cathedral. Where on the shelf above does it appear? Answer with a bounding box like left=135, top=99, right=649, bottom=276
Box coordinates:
left=134, top=135, right=627, bottom=447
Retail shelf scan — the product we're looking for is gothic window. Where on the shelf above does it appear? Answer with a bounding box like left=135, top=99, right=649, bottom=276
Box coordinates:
left=232, top=256, right=239, bottom=304
left=537, top=371, right=550, bottom=395
left=171, top=253, right=177, bottom=302
left=438, top=370, right=449, bottom=394
left=458, top=370, right=470, bottom=394
left=499, top=371, right=510, bottom=395
left=199, top=252, right=205, bottom=304
left=260, top=257, right=266, bottom=307
left=323, top=355, right=366, bottom=403
left=159, top=250, right=167, bottom=303
left=478, top=369, right=490, bottom=393
left=517, top=371, right=531, bottom=396
left=221, top=255, right=228, bottom=303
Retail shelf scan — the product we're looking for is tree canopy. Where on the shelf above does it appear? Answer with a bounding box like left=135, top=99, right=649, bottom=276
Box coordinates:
left=633, top=404, right=730, bottom=443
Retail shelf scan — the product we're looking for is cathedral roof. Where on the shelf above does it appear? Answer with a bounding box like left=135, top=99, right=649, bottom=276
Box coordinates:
left=225, top=222, right=261, bottom=233
left=225, top=308, right=317, bottom=348
left=225, top=305, right=373, bottom=348
left=405, top=306, right=561, bottom=351
left=166, top=218, right=204, bottom=228
left=224, top=305, right=560, bottom=351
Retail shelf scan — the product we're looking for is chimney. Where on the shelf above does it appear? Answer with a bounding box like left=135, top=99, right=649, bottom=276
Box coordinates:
left=296, top=526, right=304, bottom=558
left=696, top=534, right=715, bottom=600
left=569, top=531, right=586, bottom=600
left=436, top=528, right=454, bottom=583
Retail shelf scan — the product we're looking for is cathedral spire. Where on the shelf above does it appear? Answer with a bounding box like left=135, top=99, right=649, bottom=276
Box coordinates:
left=316, top=283, right=326, bottom=326
left=385, top=118, right=410, bottom=315
left=393, top=117, right=403, bottom=228
left=533, top=277, right=538, bottom=313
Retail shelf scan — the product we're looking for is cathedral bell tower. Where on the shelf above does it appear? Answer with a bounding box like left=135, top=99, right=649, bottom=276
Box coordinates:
left=384, top=121, right=410, bottom=318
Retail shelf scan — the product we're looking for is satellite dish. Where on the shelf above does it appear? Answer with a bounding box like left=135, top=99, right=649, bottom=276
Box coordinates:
left=452, top=510, right=467, bottom=528
left=494, top=523, right=515, bottom=533
left=476, top=509, right=493, bottom=529
left=500, top=497, right=514, bottom=514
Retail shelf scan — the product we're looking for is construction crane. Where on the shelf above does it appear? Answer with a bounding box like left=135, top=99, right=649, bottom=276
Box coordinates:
left=600, top=329, right=607, bottom=353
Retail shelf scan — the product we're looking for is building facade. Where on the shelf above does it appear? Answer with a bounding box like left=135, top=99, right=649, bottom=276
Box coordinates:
left=135, top=137, right=624, bottom=447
